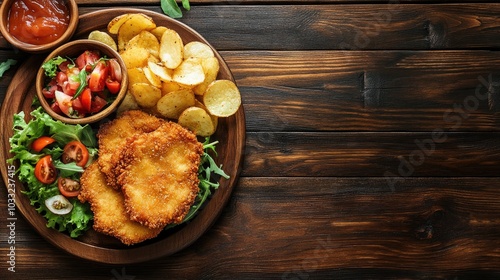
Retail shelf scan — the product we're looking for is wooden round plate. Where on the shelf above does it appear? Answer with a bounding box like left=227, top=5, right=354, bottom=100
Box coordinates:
left=0, top=8, right=245, bottom=264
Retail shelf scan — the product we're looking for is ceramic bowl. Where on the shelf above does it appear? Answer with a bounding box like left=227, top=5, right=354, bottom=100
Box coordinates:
left=0, top=0, right=79, bottom=53
left=36, top=39, right=128, bottom=124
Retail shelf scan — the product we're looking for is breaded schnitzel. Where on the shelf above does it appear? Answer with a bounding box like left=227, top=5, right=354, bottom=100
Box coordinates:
left=113, top=121, right=203, bottom=229
left=79, top=162, right=162, bottom=245
left=97, top=110, right=164, bottom=188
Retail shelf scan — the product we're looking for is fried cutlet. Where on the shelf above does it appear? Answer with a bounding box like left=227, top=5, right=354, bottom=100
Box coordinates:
left=113, top=121, right=204, bottom=229
left=78, top=162, right=162, bottom=245
left=97, top=110, right=164, bottom=189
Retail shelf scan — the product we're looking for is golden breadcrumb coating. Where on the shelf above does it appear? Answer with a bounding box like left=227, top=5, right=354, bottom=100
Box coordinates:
left=113, top=121, right=203, bottom=229
left=79, top=162, right=162, bottom=245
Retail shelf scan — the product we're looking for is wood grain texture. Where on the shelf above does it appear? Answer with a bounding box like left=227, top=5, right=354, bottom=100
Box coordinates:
left=2, top=4, right=500, bottom=50
left=1, top=177, right=499, bottom=279
left=222, top=50, right=500, bottom=132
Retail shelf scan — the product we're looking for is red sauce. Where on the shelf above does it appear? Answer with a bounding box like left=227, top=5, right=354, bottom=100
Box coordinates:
left=8, top=0, right=70, bottom=45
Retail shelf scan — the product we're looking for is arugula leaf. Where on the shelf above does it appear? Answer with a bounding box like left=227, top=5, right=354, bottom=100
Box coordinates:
left=161, top=0, right=184, bottom=18
left=72, top=69, right=88, bottom=99
left=41, top=56, right=67, bottom=78
left=166, top=137, right=229, bottom=228
left=8, top=107, right=96, bottom=238
left=0, top=59, right=17, bottom=78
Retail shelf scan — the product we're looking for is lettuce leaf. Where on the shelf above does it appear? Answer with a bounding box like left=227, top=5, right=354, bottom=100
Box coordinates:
left=8, top=107, right=95, bottom=238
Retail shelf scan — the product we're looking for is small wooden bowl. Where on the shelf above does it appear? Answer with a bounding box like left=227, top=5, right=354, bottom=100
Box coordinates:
left=36, top=40, right=128, bottom=124
left=0, top=0, right=79, bottom=53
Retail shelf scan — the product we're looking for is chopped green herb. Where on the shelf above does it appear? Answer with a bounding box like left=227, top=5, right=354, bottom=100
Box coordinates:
left=41, top=56, right=67, bottom=78
left=0, top=59, right=17, bottom=78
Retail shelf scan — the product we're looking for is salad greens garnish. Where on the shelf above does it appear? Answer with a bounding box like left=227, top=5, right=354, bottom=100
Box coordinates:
left=0, top=59, right=17, bottom=78
left=41, top=56, right=67, bottom=78
left=161, top=0, right=190, bottom=19
left=8, top=107, right=96, bottom=237
left=168, top=137, right=229, bottom=227
left=8, top=107, right=228, bottom=238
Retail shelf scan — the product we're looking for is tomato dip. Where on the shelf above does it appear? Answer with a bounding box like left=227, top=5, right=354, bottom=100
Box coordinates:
left=8, top=0, right=70, bottom=45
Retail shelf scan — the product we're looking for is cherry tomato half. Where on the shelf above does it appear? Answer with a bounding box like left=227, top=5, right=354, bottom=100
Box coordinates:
left=34, top=155, right=57, bottom=184
left=31, top=136, right=56, bottom=152
left=62, top=141, right=89, bottom=167
left=57, top=177, right=81, bottom=197
left=105, top=78, right=121, bottom=94
left=88, top=61, right=108, bottom=92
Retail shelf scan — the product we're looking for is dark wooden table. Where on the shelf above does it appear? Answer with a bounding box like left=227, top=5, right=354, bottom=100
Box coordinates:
left=1, top=0, right=500, bottom=279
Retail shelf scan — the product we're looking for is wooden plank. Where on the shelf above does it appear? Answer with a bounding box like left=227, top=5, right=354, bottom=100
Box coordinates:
left=242, top=132, right=500, bottom=177
left=1, top=177, right=499, bottom=277
left=2, top=4, right=500, bottom=50
left=221, top=50, right=500, bottom=132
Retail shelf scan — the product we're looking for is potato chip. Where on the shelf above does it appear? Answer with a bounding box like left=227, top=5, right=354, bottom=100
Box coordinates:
left=127, top=68, right=150, bottom=85
left=184, top=41, right=214, bottom=60
left=156, top=89, right=195, bottom=119
left=195, top=100, right=218, bottom=131
left=120, top=47, right=150, bottom=69
left=107, top=14, right=132, bottom=34
left=127, top=31, right=160, bottom=58
left=203, top=80, right=241, bottom=117
left=88, top=30, right=117, bottom=51
left=159, top=28, right=184, bottom=69
left=173, top=58, right=205, bottom=87
left=148, top=61, right=173, bottom=82
left=150, top=26, right=168, bottom=41
left=117, top=13, right=156, bottom=51
left=161, top=81, right=184, bottom=96
left=142, top=66, right=162, bottom=88
left=178, top=106, right=216, bottom=136
left=130, top=83, right=162, bottom=108
left=193, top=57, right=220, bottom=95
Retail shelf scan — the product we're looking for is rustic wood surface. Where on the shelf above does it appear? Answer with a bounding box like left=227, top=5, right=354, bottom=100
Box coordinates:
left=1, top=0, right=499, bottom=279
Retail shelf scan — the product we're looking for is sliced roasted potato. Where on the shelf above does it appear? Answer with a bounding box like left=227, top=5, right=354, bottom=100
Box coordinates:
left=120, top=47, right=150, bottom=69
left=161, top=81, right=184, bottom=96
left=159, top=28, right=184, bottom=69
left=156, top=89, right=195, bottom=119
left=116, top=92, right=139, bottom=115
left=130, top=83, right=162, bottom=108
left=203, top=80, right=241, bottom=117
left=193, top=56, right=220, bottom=95
left=150, top=26, right=168, bottom=41
left=142, top=66, right=162, bottom=88
left=88, top=30, right=117, bottom=51
left=195, top=100, right=218, bottom=132
left=107, top=14, right=132, bottom=34
left=178, top=106, right=216, bottom=136
left=148, top=61, right=173, bottom=82
left=117, top=13, right=156, bottom=51
left=184, top=41, right=214, bottom=60
left=127, top=68, right=150, bottom=85
left=127, top=31, right=160, bottom=58
left=172, top=58, right=205, bottom=87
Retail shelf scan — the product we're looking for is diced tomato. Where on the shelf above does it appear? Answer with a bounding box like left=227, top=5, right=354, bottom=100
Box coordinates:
left=90, top=95, right=107, bottom=113
left=57, top=177, right=81, bottom=197
left=55, top=90, right=73, bottom=117
left=108, top=58, right=122, bottom=82
left=58, top=61, right=71, bottom=72
left=88, top=61, right=108, bottom=92
left=62, top=141, right=89, bottom=167
left=31, top=136, right=56, bottom=152
left=105, top=78, right=121, bottom=94
left=75, top=50, right=100, bottom=72
left=50, top=102, right=63, bottom=114
left=42, top=84, right=57, bottom=99
left=34, top=155, right=57, bottom=184
left=80, top=88, right=92, bottom=112
left=56, top=71, right=68, bottom=86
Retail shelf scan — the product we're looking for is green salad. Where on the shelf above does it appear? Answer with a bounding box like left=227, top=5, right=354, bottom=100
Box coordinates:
left=8, top=107, right=228, bottom=238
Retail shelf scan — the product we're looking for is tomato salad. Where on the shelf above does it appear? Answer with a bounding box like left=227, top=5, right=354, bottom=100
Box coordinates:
left=41, top=50, right=122, bottom=118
